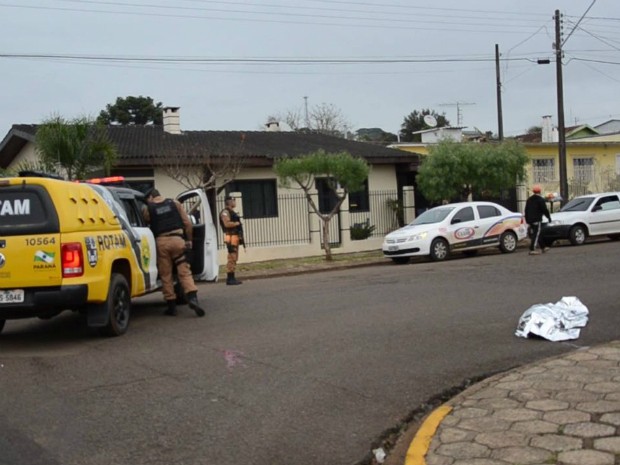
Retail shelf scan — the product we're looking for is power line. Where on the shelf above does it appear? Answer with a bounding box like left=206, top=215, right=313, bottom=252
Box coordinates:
left=0, top=52, right=539, bottom=65
left=0, top=2, right=557, bottom=33
left=562, top=0, right=597, bottom=46
left=60, top=0, right=552, bottom=24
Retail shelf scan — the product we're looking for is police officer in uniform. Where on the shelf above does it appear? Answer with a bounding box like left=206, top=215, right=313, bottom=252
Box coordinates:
left=143, top=188, right=205, bottom=316
left=220, top=196, right=243, bottom=285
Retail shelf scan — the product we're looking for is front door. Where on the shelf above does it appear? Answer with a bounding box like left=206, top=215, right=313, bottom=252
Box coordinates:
left=447, top=206, right=478, bottom=251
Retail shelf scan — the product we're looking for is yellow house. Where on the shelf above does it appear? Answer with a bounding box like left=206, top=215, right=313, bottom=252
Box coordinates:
left=519, top=140, right=620, bottom=198
left=390, top=125, right=620, bottom=212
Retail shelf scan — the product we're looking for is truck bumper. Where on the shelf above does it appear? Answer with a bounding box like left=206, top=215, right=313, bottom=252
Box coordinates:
left=0, top=285, right=88, bottom=319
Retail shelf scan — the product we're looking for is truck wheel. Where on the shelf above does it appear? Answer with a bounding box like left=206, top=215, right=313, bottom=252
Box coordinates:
left=429, top=238, right=449, bottom=261
left=569, top=225, right=587, bottom=246
left=499, top=231, right=518, bottom=253
left=99, top=273, right=131, bottom=337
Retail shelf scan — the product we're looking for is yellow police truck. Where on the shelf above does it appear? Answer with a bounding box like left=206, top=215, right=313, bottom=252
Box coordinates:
left=0, top=173, right=218, bottom=337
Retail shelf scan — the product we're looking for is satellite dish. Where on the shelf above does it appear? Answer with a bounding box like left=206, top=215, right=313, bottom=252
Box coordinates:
left=423, top=114, right=438, bottom=127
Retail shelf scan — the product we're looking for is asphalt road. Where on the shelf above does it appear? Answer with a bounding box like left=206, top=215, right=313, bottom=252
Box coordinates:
left=1, top=240, right=619, bottom=465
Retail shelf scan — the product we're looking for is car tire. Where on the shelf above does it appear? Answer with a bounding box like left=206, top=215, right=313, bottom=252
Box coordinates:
left=569, top=225, right=587, bottom=246
left=391, top=257, right=410, bottom=265
left=499, top=231, right=518, bottom=253
left=99, top=273, right=131, bottom=337
left=429, top=238, right=449, bottom=261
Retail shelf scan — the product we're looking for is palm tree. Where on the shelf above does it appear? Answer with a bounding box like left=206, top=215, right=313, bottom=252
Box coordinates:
left=35, top=115, right=118, bottom=180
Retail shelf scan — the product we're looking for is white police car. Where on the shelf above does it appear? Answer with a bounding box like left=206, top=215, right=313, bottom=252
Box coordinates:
left=382, top=201, right=527, bottom=264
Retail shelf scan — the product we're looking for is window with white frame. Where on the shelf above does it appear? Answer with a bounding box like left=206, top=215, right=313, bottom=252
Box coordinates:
left=532, top=159, right=555, bottom=183
left=573, top=157, right=594, bottom=182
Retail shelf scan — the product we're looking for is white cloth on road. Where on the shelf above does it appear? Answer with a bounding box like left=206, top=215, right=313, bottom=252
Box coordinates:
left=515, top=296, right=589, bottom=341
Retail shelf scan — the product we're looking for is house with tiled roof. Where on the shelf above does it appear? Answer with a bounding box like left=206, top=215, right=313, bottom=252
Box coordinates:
left=0, top=108, right=421, bottom=263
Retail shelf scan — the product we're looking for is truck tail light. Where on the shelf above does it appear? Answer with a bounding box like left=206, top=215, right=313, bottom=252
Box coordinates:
left=61, top=243, right=84, bottom=277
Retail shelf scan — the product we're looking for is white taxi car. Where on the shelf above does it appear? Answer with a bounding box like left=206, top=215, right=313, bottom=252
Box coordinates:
left=382, top=201, right=527, bottom=264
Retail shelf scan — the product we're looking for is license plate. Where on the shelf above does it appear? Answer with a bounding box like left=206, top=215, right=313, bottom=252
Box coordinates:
left=388, top=245, right=399, bottom=252
left=0, top=289, right=24, bottom=304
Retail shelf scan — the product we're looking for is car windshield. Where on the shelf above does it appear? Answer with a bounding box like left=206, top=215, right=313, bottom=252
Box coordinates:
left=560, top=197, right=594, bottom=212
left=410, top=207, right=455, bottom=225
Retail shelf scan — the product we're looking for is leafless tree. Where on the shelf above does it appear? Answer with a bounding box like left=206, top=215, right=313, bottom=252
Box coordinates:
left=267, top=102, right=352, bottom=137
left=309, top=102, right=351, bottom=137
left=155, top=135, right=247, bottom=194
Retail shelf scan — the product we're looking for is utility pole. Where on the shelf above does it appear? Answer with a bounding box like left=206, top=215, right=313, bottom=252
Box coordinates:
left=439, top=101, right=475, bottom=126
left=495, top=44, right=504, bottom=141
left=554, top=9, right=568, bottom=203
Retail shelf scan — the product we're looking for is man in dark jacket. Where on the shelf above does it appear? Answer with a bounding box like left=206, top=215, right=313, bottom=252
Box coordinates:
left=524, top=185, right=552, bottom=255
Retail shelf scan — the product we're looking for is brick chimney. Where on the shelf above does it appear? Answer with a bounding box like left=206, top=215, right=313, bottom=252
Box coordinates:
left=163, top=107, right=181, bottom=134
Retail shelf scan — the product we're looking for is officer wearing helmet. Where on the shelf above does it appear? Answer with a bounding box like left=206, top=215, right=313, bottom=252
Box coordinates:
left=524, top=185, right=552, bottom=255
left=143, top=188, right=205, bottom=317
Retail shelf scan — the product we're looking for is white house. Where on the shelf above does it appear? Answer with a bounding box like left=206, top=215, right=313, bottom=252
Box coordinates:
left=0, top=108, right=421, bottom=263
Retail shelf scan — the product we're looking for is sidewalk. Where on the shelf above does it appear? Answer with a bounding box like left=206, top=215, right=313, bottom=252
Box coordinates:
left=218, top=250, right=389, bottom=281
left=389, top=341, right=620, bottom=465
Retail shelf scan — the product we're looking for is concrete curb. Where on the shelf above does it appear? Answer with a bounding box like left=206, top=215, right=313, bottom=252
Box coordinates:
left=405, top=405, right=453, bottom=465
left=220, top=258, right=390, bottom=282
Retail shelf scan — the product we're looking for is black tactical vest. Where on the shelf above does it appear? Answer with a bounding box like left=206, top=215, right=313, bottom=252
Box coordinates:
left=219, top=208, right=238, bottom=235
left=148, top=199, right=184, bottom=236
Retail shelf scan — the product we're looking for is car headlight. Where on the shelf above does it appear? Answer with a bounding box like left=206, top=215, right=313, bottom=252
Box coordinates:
left=547, top=220, right=564, bottom=226
left=408, top=232, right=427, bottom=242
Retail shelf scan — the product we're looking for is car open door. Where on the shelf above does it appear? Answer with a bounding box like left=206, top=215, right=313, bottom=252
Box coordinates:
left=176, top=188, right=219, bottom=282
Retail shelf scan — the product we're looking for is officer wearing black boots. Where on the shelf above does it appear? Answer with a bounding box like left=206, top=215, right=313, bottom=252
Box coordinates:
left=143, top=188, right=206, bottom=317
left=219, top=196, right=243, bottom=285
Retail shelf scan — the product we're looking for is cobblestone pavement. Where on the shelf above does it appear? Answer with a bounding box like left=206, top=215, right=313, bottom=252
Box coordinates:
left=414, top=341, right=620, bottom=465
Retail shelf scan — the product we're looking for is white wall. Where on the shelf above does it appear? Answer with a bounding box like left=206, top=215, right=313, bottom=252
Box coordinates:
left=6, top=141, right=38, bottom=169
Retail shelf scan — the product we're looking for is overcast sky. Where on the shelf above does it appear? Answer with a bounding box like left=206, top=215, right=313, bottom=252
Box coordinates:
left=1, top=0, right=619, bottom=138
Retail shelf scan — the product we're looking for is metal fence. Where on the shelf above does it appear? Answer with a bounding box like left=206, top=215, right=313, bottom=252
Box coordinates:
left=216, top=189, right=397, bottom=249
left=350, top=190, right=399, bottom=238
left=217, top=193, right=311, bottom=248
